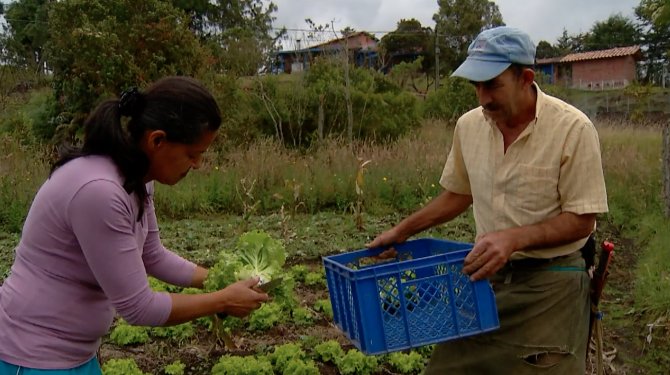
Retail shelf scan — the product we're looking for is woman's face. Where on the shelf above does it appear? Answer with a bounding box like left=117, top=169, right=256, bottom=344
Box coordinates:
left=142, top=130, right=217, bottom=185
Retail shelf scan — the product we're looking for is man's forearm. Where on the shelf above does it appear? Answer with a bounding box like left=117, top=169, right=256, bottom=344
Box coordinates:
left=509, top=212, right=596, bottom=253
left=395, top=190, right=473, bottom=240
left=463, top=211, right=597, bottom=280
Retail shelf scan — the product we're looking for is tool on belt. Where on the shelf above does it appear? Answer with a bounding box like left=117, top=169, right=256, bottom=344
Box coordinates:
left=586, top=240, right=615, bottom=374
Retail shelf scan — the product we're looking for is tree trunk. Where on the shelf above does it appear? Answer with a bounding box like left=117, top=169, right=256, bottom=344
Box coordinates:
left=317, top=94, right=325, bottom=142
left=663, top=123, right=670, bottom=217
left=344, top=53, right=354, bottom=145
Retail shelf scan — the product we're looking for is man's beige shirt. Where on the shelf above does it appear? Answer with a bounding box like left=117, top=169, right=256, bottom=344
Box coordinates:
left=440, top=83, right=608, bottom=260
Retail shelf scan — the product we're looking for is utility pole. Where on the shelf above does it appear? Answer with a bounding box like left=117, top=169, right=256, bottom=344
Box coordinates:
left=435, top=25, right=440, bottom=92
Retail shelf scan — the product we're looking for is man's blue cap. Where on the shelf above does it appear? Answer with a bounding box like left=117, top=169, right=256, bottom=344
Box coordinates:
left=451, top=26, right=536, bottom=82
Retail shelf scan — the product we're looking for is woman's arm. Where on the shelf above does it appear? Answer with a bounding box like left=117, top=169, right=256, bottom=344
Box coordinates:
left=190, top=266, right=208, bottom=289
left=141, top=194, right=200, bottom=287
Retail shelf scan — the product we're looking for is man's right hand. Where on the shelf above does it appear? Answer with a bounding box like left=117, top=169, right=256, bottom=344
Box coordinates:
left=366, top=227, right=402, bottom=248
left=217, top=277, right=269, bottom=318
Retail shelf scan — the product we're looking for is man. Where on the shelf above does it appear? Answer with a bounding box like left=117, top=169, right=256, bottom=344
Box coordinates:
left=368, top=26, right=608, bottom=374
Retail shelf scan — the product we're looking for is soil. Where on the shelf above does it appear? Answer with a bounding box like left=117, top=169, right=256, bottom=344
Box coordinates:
left=99, top=225, right=653, bottom=375
left=99, top=263, right=358, bottom=374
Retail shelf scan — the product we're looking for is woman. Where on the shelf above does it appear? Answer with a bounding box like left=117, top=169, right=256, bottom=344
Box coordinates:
left=0, top=76, right=269, bottom=373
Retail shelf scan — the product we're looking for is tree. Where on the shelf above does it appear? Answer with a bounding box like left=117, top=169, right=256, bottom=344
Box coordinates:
left=636, top=0, right=670, bottom=84
left=1, top=0, right=50, bottom=72
left=340, top=27, right=356, bottom=37
left=379, top=19, right=434, bottom=74
left=46, top=0, right=210, bottom=131
left=637, top=0, right=670, bottom=217
left=638, top=0, right=670, bottom=24
left=169, top=0, right=212, bottom=35
left=582, top=14, right=640, bottom=51
left=169, top=0, right=281, bottom=76
left=555, top=28, right=586, bottom=55
left=536, top=40, right=560, bottom=59
left=433, top=0, right=504, bottom=74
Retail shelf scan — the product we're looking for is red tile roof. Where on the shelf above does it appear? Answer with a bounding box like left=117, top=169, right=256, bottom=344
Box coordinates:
left=535, top=46, right=642, bottom=65
left=560, top=46, right=641, bottom=63
left=536, top=56, right=562, bottom=65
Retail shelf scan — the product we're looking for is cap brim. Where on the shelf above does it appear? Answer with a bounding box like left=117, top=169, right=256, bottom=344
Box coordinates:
left=451, top=58, right=511, bottom=82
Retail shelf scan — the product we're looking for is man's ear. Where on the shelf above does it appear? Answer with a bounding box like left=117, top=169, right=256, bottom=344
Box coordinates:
left=521, top=68, right=535, bottom=86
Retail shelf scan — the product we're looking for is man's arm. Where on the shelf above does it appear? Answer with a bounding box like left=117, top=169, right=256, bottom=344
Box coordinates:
left=368, top=190, right=473, bottom=248
left=463, top=211, right=596, bottom=281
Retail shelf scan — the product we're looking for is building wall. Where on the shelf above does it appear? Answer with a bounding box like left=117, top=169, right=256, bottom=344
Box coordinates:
left=273, top=33, right=379, bottom=74
left=322, top=33, right=377, bottom=51
left=536, top=65, right=556, bottom=84
left=571, top=56, right=637, bottom=89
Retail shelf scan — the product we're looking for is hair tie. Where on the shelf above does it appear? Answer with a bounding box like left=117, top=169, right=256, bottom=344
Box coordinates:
left=119, top=86, right=144, bottom=117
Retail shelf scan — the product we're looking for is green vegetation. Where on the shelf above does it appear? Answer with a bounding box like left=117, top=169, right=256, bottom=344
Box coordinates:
left=2, top=96, right=669, bottom=371
left=109, top=319, right=150, bottom=346
left=164, top=360, right=186, bottom=375
left=1, top=0, right=669, bottom=373
left=386, top=352, right=426, bottom=374
left=101, top=358, right=148, bottom=375
left=211, top=354, right=273, bottom=375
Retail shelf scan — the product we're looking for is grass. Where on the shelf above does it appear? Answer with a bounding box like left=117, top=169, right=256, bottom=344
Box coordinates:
left=0, top=134, right=50, bottom=233
left=153, top=120, right=452, bottom=219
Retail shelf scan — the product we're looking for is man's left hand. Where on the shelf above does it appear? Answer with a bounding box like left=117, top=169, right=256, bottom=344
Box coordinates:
left=462, top=230, right=517, bottom=281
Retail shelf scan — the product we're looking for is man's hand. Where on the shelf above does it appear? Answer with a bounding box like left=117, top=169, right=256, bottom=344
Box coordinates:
left=374, top=247, right=398, bottom=260
left=366, top=227, right=407, bottom=249
left=463, top=230, right=518, bottom=281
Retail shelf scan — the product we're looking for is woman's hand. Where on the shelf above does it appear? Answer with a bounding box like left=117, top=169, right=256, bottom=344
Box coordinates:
left=217, top=277, right=270, bottom=317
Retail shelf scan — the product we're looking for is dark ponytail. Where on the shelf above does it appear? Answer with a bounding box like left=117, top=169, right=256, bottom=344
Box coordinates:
left=51, top=76, right=221, bottom=221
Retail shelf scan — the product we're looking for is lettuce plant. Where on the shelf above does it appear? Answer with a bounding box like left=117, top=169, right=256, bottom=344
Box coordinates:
left=211, top=354, right=273, bottom=375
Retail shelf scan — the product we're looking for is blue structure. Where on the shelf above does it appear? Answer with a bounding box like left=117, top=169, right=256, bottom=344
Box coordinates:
left=272, top=32, right=380, bottom=74
left=535, top=57, right=563, bottom=84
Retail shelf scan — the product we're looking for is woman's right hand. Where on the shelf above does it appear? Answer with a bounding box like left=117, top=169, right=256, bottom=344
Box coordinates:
left=217, top=277, right=269, bottom=317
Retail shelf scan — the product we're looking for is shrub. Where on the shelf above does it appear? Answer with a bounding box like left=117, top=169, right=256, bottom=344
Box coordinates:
left=229, top=61, right=421, bottom=147
left=423, top=77, right=477, bottom=121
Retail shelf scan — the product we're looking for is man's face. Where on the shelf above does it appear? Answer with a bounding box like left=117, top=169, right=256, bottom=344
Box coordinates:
left=470, top=68, right=526, bottom=125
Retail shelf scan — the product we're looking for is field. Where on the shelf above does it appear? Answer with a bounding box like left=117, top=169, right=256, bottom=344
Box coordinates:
left=1, top=116, right=670, bottom=374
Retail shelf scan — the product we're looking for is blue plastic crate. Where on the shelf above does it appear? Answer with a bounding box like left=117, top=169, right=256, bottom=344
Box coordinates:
left=322, top=238, right=499, bottom=355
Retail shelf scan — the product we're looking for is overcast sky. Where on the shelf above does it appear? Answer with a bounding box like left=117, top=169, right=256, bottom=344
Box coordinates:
left=272, top=0, right=641, bottom=48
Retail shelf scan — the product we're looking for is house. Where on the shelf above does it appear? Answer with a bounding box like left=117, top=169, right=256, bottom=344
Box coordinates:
left=272, top=32, right=379, bottom=74
left=536, top=46, right=642, bottom=90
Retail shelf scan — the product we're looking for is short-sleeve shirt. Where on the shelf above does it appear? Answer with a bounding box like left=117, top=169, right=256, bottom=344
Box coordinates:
left=440, top=83, right=608, bottom=260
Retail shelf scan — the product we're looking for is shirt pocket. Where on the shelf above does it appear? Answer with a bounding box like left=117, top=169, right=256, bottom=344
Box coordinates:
left=509, top=164, right=559, bottom=213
